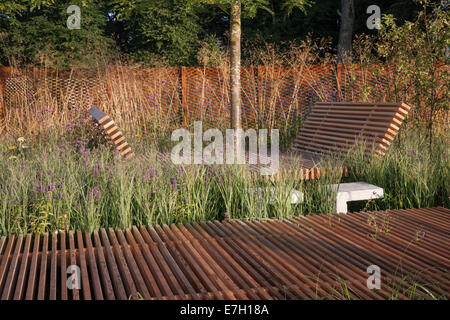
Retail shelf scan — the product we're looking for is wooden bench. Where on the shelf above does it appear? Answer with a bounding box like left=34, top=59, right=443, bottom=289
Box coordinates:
left=292, top=101, right=411, bottom=158
left=274, top=101, right=411, bottom=180
left=88, top=107, right=134, bottom=159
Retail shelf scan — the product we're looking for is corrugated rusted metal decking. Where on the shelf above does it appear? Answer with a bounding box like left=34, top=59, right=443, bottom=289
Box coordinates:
left=0, top=207, right=448, bottom=300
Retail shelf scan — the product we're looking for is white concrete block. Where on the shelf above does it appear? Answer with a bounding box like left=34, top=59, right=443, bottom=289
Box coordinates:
left=248, top=182, right=383, bottom=213
left=331, top=182, right=384, bottom=213
left=249, top=187, right=304, bottom=204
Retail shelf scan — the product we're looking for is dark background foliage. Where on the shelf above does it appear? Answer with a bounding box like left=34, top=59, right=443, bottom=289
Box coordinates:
left=0, top=0, right=438, bottom=67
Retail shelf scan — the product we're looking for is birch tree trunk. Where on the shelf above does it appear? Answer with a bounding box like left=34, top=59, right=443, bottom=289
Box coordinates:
left=337, top=0, right=354, bottom=64
left=230, top=0, right=242, bottom=155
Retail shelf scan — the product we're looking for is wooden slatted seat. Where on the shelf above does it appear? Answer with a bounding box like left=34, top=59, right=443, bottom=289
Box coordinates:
left=88, top=107, right=134, bottom=159
left=292, top=102, right=411, bottom=158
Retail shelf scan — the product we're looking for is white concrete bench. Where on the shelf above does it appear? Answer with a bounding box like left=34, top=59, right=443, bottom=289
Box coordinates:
left=249, top=182, right=383, bottom=213
left=331, top=182, right=384, bottom=213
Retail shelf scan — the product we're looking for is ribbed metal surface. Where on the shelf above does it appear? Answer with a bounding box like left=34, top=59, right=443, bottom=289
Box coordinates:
left=0, top=207, right=448, bottom=300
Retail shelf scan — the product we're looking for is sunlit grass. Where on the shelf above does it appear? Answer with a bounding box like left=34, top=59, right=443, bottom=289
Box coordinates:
left=0, top=124, right=448, bottom=236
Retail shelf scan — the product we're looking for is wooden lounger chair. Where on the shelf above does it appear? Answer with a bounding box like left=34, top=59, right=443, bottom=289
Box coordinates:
left=87, top=107, right=134, bottom=159
left=278, top=101, right=411, bottom=180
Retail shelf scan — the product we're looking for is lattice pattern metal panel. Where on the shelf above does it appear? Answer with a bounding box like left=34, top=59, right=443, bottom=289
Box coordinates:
left=3, top=64, right=444, bottom=132
left=181, top=66, right=231, bottom=128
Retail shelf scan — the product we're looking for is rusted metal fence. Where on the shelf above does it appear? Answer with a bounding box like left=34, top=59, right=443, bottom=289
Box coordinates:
left=0, top=64, right=395, bottom=129
left=1, top=64, right=448, bottom=134
left=0, top=207, right=448, bottom=300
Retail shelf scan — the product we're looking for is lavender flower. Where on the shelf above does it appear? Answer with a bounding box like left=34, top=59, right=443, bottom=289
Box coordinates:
left=92, top=187, right=101, bottom=201
left=93, top=163, right=100, bottom=175
left=143, top=170, right=150, bottom=182
left=170, top=178, right=177, bottom=191
left=150, top=166, right=155, bottom=178
left=224, top=212, right=229, bottom=221
left=178, top=166, right=184, bottom=179
left=185, top=196, right=189, bottom=204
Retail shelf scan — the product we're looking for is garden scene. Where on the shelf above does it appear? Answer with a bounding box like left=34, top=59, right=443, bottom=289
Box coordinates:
left=0, top=0, right=448, bottom=302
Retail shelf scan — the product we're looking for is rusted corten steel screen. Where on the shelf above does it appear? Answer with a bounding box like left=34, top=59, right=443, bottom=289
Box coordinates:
left=292, top=102, right=411, bottom=157
left=0, top=207, right=448, bottom=300
left=181, top=66, right=232, bottom=128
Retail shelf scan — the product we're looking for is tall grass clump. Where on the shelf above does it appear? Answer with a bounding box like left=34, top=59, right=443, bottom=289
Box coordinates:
left=0, top=119, right=448, bottom=236
left=0, top=127, right=342, bottom=236
left=344, top=126, right=449, bottom=212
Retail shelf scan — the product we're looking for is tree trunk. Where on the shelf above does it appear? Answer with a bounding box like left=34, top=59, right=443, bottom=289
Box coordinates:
left=337, top=0, right=354, bottom=64
left=230, top=0, right=242, bottom=154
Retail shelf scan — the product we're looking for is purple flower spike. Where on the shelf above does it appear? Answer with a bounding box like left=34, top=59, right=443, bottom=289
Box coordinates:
left=185, top=196, right=189, bottom=204
left=224, top=212, right=229, bottom=221
left=150, top=166, right=155, bottom=178
left=92, top=187, right=101, bottom=201
left=170, top=178, right=177, bottom=191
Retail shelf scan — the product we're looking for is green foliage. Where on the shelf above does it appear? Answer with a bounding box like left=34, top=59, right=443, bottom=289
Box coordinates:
left=0, top=0, right=443, bottom=66
left=0, top=0, right=55, bottom=15
left=376, top=0, right=449, bottom=138
left=117, top=0, right=203, bottom=65
left=0, top=0, right=116, bottom=67
left=110, top=0, right=314, bottom=65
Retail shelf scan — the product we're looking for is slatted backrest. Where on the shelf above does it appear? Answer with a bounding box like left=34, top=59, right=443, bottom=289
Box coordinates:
left=88, top=107, right=134, bottom=159
left=292, top=102, right=411, bottom=157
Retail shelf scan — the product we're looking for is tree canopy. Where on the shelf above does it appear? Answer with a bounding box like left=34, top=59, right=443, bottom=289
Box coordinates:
left=0, top=0, right=439, bottom=67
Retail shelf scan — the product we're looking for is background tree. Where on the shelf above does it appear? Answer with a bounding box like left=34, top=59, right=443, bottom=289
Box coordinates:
left=0, top=0, right=115, bottom=67
left=0, top=0, right=434, bottom=67
left=226, top=0, right=312, bottom=154
left=337, top=0, right=354, bottom=63
left=108, top=1, right=203, bottom=65
left=113, top=0, right=312, bottom=154
left=377, top=0, right=449, bottom=144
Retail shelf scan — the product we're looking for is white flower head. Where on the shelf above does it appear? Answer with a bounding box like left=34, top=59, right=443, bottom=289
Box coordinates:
left=17, top=137, right=25, bottom=143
